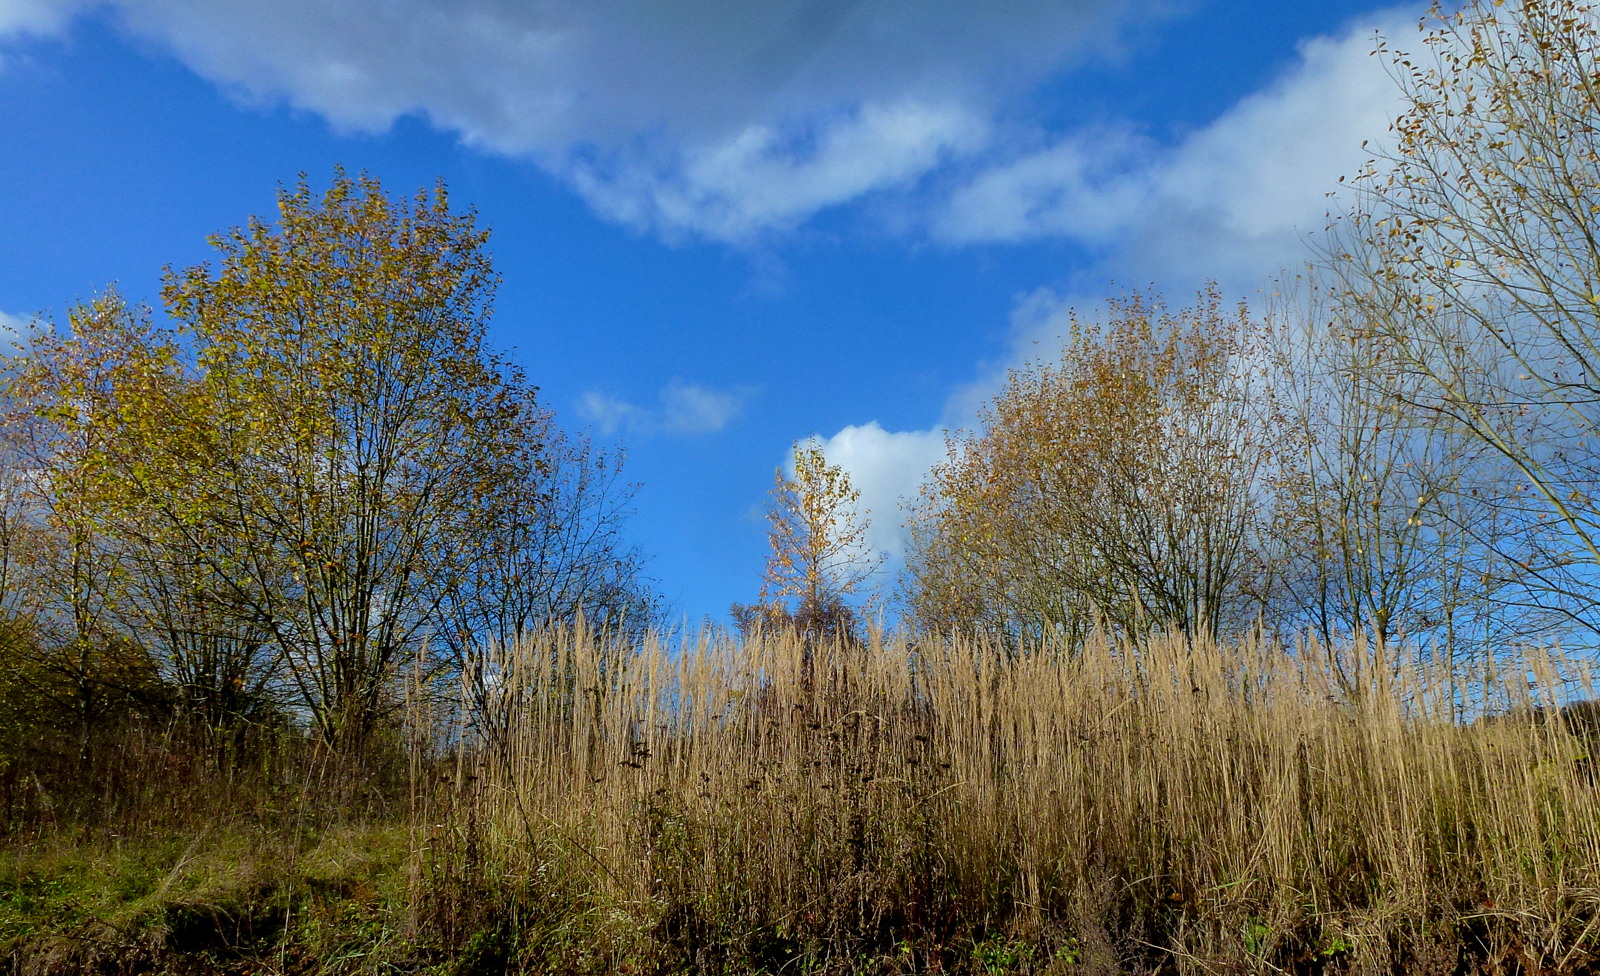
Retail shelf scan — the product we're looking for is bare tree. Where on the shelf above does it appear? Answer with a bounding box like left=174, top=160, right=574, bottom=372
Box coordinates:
left=1263, top=274, right=1523, bottom=698
left=1334, top=0, right=1600, bottom=643
left=432, top=418, right=659, bottom=743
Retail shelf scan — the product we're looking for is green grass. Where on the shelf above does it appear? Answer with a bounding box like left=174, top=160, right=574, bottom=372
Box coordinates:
left=0, top=825, right=418, bottom=972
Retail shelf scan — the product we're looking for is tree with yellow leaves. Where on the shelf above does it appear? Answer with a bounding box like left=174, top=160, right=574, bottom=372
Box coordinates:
left=734, top=441, right=881, bottom=646
left=905, top=287, right=1276, bottom=653
left=3, top=171, right=659, bottom=750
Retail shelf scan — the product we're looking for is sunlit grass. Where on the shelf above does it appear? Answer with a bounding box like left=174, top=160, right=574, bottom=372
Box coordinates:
left=6, top=627, right=1600, bottom=973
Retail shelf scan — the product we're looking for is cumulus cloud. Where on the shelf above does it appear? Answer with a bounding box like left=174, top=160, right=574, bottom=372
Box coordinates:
left=811, top=421, right=947, bottom=572
left=16, top=0, right=1161, bottom=241
left=579, top=379, right=747, bottom=437
left=571, top=100, right=989, bottom=241
left=934, top=9, right=1413, bottom=289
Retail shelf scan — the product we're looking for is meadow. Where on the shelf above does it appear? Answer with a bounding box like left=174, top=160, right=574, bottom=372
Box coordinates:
left=4, top=627, right=1598, bottom=975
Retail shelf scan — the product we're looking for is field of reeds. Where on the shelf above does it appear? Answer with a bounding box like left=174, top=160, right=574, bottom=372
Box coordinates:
left=4, top=628, right=1600, bottom=975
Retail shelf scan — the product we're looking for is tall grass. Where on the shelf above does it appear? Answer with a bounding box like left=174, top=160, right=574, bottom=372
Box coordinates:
left=7, top=628, right=1600, bottom=974
left=459, top=627, right=1600, bottom=973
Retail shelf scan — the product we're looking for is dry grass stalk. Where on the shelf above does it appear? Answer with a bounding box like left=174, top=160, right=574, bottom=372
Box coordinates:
left=436, top=626, right=1600, bottom=972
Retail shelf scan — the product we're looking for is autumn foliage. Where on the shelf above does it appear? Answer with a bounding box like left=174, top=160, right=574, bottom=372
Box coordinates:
left=906, top=287, right=1274, bottom=652
left=733, top=441, right=881, bottom=647
left=0, top=171, right=654, bottom=758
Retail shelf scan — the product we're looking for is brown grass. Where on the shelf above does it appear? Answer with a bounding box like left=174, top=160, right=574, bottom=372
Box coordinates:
left=7, top=628, right=1600, bottom=974
left=424, top=627, right=1600, bottom=973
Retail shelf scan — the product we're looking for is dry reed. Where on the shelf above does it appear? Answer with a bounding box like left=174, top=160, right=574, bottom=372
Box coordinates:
left=416, top=626, right=1600, bottom=973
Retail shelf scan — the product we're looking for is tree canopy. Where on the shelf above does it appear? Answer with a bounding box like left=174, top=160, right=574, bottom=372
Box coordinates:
left=906, top=288, right=1275, bottom=652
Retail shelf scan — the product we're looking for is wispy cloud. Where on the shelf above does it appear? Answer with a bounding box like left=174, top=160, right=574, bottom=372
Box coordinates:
left=916, top=7, right=1418, bottom=431
left=17, top=0, right=1166, bottom=241
left=579, top=379, right=749, bottom=437
left=572, top=100, right=989, bottom=242
left=0, top=0, right=86, bottom=38
left=576, top=391, right=643, bottom=438
left=932, top=10, right=1411, bottom=290
left=0, top=0, right=86, bottom=69
left=660, top=379, right=745, bottom=435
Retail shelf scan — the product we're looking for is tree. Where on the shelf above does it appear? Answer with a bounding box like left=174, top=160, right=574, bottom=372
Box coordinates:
left=1262, top=274, right=1523, bottom=694
left=905, top=287, right=1275, bottom=653
left=151, top=170, right=557, bottom=747
left=430, top=420, right=660, bottom=744
left=1, top=172, right=656, bottom=751
left=0, top=293, right=175, bottom=752
left=734, top=441, right=881, bottom=646
left=1333, top=0, right=1600, bottom=641
left=9, top=292, right=284, bottom=731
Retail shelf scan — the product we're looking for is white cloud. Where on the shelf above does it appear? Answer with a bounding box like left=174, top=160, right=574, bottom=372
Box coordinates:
left=933, top=128, right=1151, bottom=244
left=3, top=2, right=1420, bottom=258
left=933, top=9, right=1413, bottom=291
left=660, top=379, right=745, bottom=434
left=575, top=390, right=642, bottom=438
left=18, top=0, right=1162, bottom=241
left=579, top=379, right=747, bottom=437
left=812, top=421, right=947, bottom=570
left=572, top=100, right=989, bottom=241
left=6, top=2, right=1419, bottom=258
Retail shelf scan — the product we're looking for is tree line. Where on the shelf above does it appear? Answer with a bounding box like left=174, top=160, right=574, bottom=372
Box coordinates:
left=755, top=0, right=1600, bottom=692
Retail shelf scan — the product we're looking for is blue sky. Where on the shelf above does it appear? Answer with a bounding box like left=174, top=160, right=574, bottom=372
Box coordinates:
left=0, top=0, right=1418, bottom=624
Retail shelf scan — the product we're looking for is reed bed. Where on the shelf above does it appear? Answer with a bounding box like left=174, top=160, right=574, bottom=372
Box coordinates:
left=416, top=628, right=1600, bottom=974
